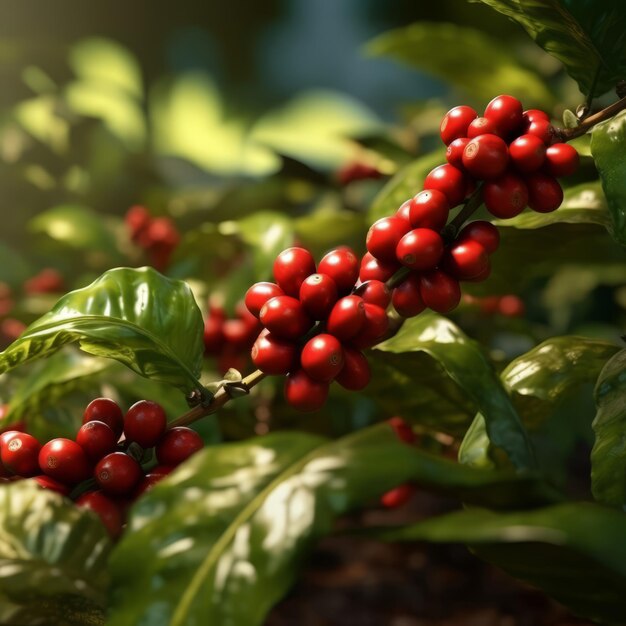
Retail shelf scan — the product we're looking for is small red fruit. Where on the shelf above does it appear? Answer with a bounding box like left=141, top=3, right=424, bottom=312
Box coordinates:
left=526, top=173, right=563, bottom=213
left=457, top=221, right=500, bottom=254
left=423, top=164, right=467, bottom=207
left=525, top=118, right=554, bottom=145
left=301, top=334, right=344, bottom=382
left=83, top=398, right=124, bottom=438
left=392, top=274, right=426, bottom=318
left=446, top=137, right=470, bottom=168
left=544, top=143, right=579, bottom=177
left=317, top=247, right=359, bottom=293
left=220, top=319, right=251, bottom=350
left=299, top=274, right=338, bottom=320
left=498, top=295, right=526, bottom=317
left=251, top=331, right=296, bottom=375
left=462, top=134, right=509, bottom=179
left=203, top=316, right=224, bottom=354
left=273, top=247, right=316, bottom=296
left=32, top=475, right=71, bottom=496
left=358, top=280, right=391, bottom=309
left=467, top=116, right=501, bottom=138
left=284, top=370, right=329, bottom=412
left=155, top=427, right=203, bottom=466
left=483, top=173, right=528, bottom=219
left=76, top=421, right=117, bottom=462
left=327, top=296, right=366, bottom=340
left=95, top=452, right=142, bottom=496
left=523, top=109, right=550, bottom=124
left=335, top=347, right=371, bottom=391
left=396, top=229, right=444, bottom=271
left=509, top=134, right=546, bottom=173
left=359, top=253, right=400, bottom=283
left=443, top=240, right=489, bottom=280
left=409, top=189, right=449, bottom=231
left=123, top=400, right=167, bottom=449
left=351, top=304, right=389, bottom=349
left=133, top=473, right=165, bottom=498
left=388, top=417, right=416, bottom=444
left=1, top=432, right=41, bottom=477
left=259, top=296, right=312, bottom=340
left=380, top=484, right=416, bottom=508
left=366, top=217, right=410, bottom=262
left=440, top=105, right=477, bottom=145
left=484, top=95, right=523, bottom=135
left=396, top=199, right=412, bottom=223
left=419, top=270, right=461, bottom=313
left=76, top=491, right=123, bottom=538
left=38, top=438, right=90, bottom=484
left=466, top=261, right=491, bottom=283
left=244, top=282, right=284, bottom=318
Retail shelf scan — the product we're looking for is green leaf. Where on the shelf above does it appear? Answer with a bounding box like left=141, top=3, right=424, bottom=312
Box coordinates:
left=373, top=313, right=535, bottom=471
left=377, top=502, right=626, bottom=624
left=367, top=22, right=553, bottom=106
left=0, top=267, right=205, bottom=394
left=108, top=423, right=555, bottom=626
left=476, top=0, right=626, bottom=96
left=591, top=110, right=626, bottom=245
left=591, top=349, right=626, bottom=507
left=0, top=482, right=111, bottom=625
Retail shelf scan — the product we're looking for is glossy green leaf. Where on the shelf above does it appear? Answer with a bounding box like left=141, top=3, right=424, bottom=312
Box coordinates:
left=0, top=482, right=111, bottom=625
left=108, top=423, right=556, bottom=626
left=591, top=111, right=626, bottom=245
left=591, top=349, right=626, bottom=507
left=0, top=267, right=205, bottom=394
left=367, top=22, right=552, bottom=106
left=476, top=0, right=626, bottom=96
left=373, top=313, right=535, bottom=471
left=377, top=502, right=626, bottom=624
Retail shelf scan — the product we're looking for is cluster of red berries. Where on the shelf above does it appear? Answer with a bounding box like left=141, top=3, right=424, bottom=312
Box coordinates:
left=203, top=298, right=262, bottom=374
left=245, top=246, right=391, bottom=411
left=336, top=160, right=383, bottom=186
left=0, top=398, right=203, bottom=537
left=125, top=206, right=180, bottom=272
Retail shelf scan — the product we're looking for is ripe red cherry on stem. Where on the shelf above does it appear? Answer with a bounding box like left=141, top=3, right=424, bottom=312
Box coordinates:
left=443, top=240, right=489, bottom=280
left=467, top=116, right=501, bottom=138
left=366, top=217, right=410, bottom=262
left=244, top=282, right=284, bottom=318
left=284, top=369, right=329, bottom=412
left=358, top=280, right=391, bottom=309
left=544, top=143, right=579, bottom=177
left=301, top=334, right=344, bottom=382
left=458, top=221, right=500, bottom=254
left=440, top=105, right=477, bottom=145
left=335, top=347, right=371, bottom=391
left=359, top=253, right=400, bottom=282
left=95, top=452, right=142, bottom=496
left=423, top=164, right=467, bottom=207
left=525, top=118, right=554, bottom=145
left=509, top=134, right=546, bottom=173
left=483, top=173, right=529, bottom=219
left=259, top=296, right=312, bottom=340
left=251, top=331, right=296, bottom=375
left=389, top=417, right=416, bottom=444
left=380, top=484, right=416, bottom=508
left=462, top=134, right=509, bottom=179
left=327, top=296, right=366, bottom=340
left=484, top=95, right=523, bottom=135
left=396, top=199, right=412, bottom=223
left=392, top=274, right=426, bottom=318
left=317, top=247, right=359, bottom=293
left=420, top=270, right=461, bottom=313
left=273, top=247, right=316, bottom=296
left=526, top=173, right=563, bottom=213
left=83, top=398, right=124, bottom=438
left=409, top=189, right=449, bottom=231
left=351, top=304, right=389, bottom=349
left=32, top=475, right=71, bottom=496
left=396, top=229, right=444, bottom=271
left=1, top=432, right=41, bottom=477
left=523, top=109, right=550, bottom=124
left=123, top=400, right=167, bottom=449
left=299, top=273, right=338, bottom=319
left=76, top=491, right=123, bottom=538
left=76, top=421, right=117, bottom=462
left=38, top=438, right=90, bottom=484
left=446, top=137, right=470, bottom=169
left=155, top=427, right=204, bottom=466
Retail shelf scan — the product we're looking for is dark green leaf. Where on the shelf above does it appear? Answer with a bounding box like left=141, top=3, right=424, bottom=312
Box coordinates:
left=367, top=22, right=552, bottom=106
left=591, top=349, right=626, bottom=507
left=0, top=267, right=204, bottom=394
left=476, top=0, right=626, bottom=96
left=377, top=502, right=626, bottom=624
left=591, top=111, right=626, bottom=245
left=373, top=313, right=535, bottom=471
left=0, top=482, right=111, bottom=625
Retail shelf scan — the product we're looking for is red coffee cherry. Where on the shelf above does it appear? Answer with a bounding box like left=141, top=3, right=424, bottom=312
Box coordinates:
left=358, top=280, right=391, bottom=309
left=299, top=274, right=338, bottom=319
left=76, top=491, right=123, bottom=538
left=284, top=369, right=329, bottom=412
left=1, top=432, right=41, bottom=476
left=509, top=134, right=546, bottom=173
left=392, top=274, right=426, bottom=318
left=156, top=427, right=203, bottom=466
left=409, top=189, right=449, bottom=231
left=244, top=282, right=284, bottom=318
left=446, top=137, right=470, bottom=168
left=484, top=95, right=523, bottom=135
left=462, top=134, right=509, bottom=179
left=419, top=270, right=461, bottom=313
left=351, top=304, right=389, bottom=349
left=523, top=109, right=550, bottom=124
left=317, top=247, right=359, bottom=293
left=498, top=295, right=526, bottom=317
left=359, top=253, right=400, bottom=282
left=203, top=316, right=224, bottom=354
left=366, top=217, right=410, bottom=262
left=467, top=116, right=501, bottom=138
left=32, top=475, right=71, bottom=496
left=273, top=247, right=316, bottom=296
left=388, top=417, right=416, bottom=444
left=259, top=296, right=312, bottom=340
left=483, top=173, right=529, bottom=219
left=123, top=400, right=167, bottom=449
left=396, top=199, right=412, bottom=223
left=335, top=347, right=371, bottom=391
left=396, top=229, right=444, bottom=271
left=76, top=421, right=117, bottom=462
left=526, top=173, right=563, bottom=213
left=423, top=164, right=467, bottom=207
left=133, top=473, right=165, bottom=499
left=327, top=296, right=366, bottom=340
left=95, top=452, right=142, bottom=495
left=83, top=398, right=124, bottom=438
left=466, top=260, right=491, bottom=283
left=38, top=438, right=90, bottom=484
left=458, top=221, right=500, bottom=254
left=525, top=118, right=554, bottom=145
left=443, top=240, right=489, bottom=280
left=220, top=319, right=250, bottom=351
left=440, top=105, right=477, bottom=145
left=251, top=331, right=296, bottom=375
left=125, top=205, right=151, bottom=240
left=544, top=143, right=579, bottom=177
left=380, top=484, right=416, bottom=508
left=301, top=334, right=344, bottom=382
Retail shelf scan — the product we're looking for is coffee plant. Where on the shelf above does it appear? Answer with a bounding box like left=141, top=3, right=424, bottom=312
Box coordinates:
left=0, top=1, right=625, bottom=624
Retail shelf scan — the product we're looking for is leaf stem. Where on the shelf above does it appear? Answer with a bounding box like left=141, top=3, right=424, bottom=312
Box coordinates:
left=558, top=94, right=626, bottom=141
